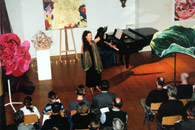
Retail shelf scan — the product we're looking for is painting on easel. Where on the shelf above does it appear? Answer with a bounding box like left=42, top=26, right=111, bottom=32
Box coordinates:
left=42, top=0, right=87, bottom=30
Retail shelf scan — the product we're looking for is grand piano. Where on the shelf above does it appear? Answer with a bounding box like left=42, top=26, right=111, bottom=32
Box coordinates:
left=105, top=27, right=158, bottom=69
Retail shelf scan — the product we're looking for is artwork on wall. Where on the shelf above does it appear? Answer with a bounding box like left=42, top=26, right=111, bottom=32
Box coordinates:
left=42, top=0, right=87, bottom=30
left=174, top=0, right=195, bottom=21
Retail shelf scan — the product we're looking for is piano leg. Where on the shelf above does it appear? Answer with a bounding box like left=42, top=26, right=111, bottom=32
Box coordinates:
left=125, top=53, right=130, bottom=69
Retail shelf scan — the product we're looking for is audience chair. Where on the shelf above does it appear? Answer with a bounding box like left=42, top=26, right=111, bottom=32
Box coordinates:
left=179, top=98, right=191, bottom=106
left=156, top=115, right=182, bottom=130
left=24, top=114, right=38, bottom=124
left=143, top=102, right=162, bottom=130
left=71, top=109, right=77, bottom=116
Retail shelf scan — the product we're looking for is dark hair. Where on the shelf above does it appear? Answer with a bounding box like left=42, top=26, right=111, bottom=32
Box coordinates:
left=100, top=80, right=109, bottom=91
left=157, top=77, right=165, bottom=86
left=82, top=30, right=91, bottom=52
left=167, top=85, right=177, bottom=98
left=113, top=97, right=123, bottom=109
left=24, top=96, right=34, bottom=113
left=13, top=110, right=24, bottom=124
left=51, top=102, right=61, bottom=114
left=188, top=101, right=195, bottom=117
left=48, top=91, right=57, bottom=100
left=76, top=101, right=89, bottom=114
left=76, top=85, right=85, bottom=95
left=90, top=120, right=100, bottom=130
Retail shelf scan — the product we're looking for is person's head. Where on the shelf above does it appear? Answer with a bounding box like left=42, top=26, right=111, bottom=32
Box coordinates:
left=82, top=30, right=92, bottom=43
left=51, top=102, right=61, bottom=114
left=167, top=85, right=177, bottom=98
left=76, top=101, right=89, bottom=114
left=24, top=96, right=32, bottom=106
left=180, top=73, right=189, bottom=83
left=24, top=96, right=34, bottom=112
left=100, top=80, right=110, bottom=91
left=156, top=77, right=165, bottom=87
left=48, top=91, right=57, bottom=101
left=187, top=101, right=195, bottom=118
left=89, top=120, right=100, bottom=130
left=13, top=110, right=24, bottom=124
left=113, top=97, right=123, bottom=109
left=76, top=85, right=85, bottom=96
left=112, top=118, right=125, bottom=130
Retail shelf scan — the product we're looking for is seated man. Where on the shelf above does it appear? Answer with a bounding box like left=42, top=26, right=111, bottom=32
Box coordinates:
left=140, top=77, right=168, bottom=112
left=100, top=97, right=128, bottom=128
left=43, top=90, right=65, bottom=115
left=93, top=80, right=117, bottom=109
left=72, top=102, right=95, bottom=130
left=174, top=101, right=195, bottom=130
left=69, top=85, right=91, bottom=112
left=42, top=102, right=70, bottom=130
left=156, top=85, right=184, bottom=123
left=176, top=73, right=193, bottom=99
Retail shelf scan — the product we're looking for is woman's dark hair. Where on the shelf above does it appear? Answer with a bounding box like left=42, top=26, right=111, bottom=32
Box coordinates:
left=24, top=96, right=34, bottom=113
left=82, top=30, right=91, bottom=52
left=13, top=110, right=24, bottom=124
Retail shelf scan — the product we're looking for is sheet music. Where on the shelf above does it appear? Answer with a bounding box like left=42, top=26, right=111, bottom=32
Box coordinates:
left=115, top=28, right=123, bottom=40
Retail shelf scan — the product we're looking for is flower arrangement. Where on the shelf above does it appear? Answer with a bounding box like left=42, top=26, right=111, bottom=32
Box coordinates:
left=31, top=31, right=53, bottom=49
left=0, top=33, right=31, bottom=77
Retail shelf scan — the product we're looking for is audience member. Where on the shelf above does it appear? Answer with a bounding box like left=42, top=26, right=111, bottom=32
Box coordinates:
left=69, top=85, right=91, bottom=111
left=156, top=85, right=184, bottom=123
left=176, top=73, right=193, bottom=99
left=7, top=110, right=35, bottom=130
left=140, top=77, right=168, bottom=112
left=89, top=120, right=100, bottom=130
left=43, top=90, right=65, bottom=115
left=42, top=102, right=70, bottom=130
left=100, top=97, right=128, bottom=128
left=20, top=96, right=40, bottom=120
left=93, top=80, right=117, bottom=109
left=72, top=101, right=95, bottom=130
left=174, top=101, right=195, bottom=130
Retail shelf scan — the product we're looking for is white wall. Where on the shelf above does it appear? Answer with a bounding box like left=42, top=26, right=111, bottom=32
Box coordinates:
left=135, top=0, right=195, bottom=30
left=5, top=0, right=135, bottom=58
left=5, top=0, right=195, bottom=57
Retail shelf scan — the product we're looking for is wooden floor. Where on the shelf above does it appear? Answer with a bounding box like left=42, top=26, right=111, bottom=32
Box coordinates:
left=4, top=51, right=195, bottom=130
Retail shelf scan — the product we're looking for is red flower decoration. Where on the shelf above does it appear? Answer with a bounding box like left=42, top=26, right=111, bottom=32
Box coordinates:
left=0, top=33, right=31, bottom=77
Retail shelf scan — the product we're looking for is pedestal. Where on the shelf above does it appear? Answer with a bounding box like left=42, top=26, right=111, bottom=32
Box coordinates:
left=37, top=49, right=52, bottom=80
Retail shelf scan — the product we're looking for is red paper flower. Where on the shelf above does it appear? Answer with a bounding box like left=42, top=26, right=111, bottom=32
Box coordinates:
left=0, top=33, right=31, bottom=77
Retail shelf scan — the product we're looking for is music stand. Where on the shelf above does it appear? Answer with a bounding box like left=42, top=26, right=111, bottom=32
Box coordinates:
left=4, top=79, right=22, bottom=112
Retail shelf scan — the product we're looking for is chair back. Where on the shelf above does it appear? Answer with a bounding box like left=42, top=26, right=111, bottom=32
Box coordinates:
left=162, top=115, right=182, bottom=125
left=151, top=102, right=162, bottom=111
left=179, top=98, right=191, bottom=106
left=71, top=109, right=77, bottom=116
left=24, top=114, right=38, bottom=124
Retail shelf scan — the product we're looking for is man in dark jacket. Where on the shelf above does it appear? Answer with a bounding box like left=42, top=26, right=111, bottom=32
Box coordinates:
left=42, top=102, right=70, bottom=130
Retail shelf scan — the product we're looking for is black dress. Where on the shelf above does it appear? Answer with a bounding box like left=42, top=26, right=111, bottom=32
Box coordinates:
left=86, top=45, right=101, bottom=88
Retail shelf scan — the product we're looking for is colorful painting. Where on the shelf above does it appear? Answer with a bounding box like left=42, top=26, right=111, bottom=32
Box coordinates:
left=42, top=0, right=87, bottom=30
left=174, top=0, right=195, bottom=21
left=150, top=25, right=195, bottom=58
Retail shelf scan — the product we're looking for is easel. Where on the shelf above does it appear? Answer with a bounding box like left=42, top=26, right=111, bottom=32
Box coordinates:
left=59, top=28, right=78, bottom=61
left=4, top=79, right=22, bottom=112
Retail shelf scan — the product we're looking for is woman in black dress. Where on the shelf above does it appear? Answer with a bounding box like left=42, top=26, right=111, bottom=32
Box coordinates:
left=81, top=30, right=103, bottom=93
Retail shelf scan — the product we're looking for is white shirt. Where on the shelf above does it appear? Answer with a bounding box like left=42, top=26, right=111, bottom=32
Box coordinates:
left=20, top=105, right=41, bottom=119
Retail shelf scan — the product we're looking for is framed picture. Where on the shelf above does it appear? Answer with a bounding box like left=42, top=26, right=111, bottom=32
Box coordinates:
left=174, top=0, right=195, bottom=21
left=43, top=0, right=87, bottom=30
